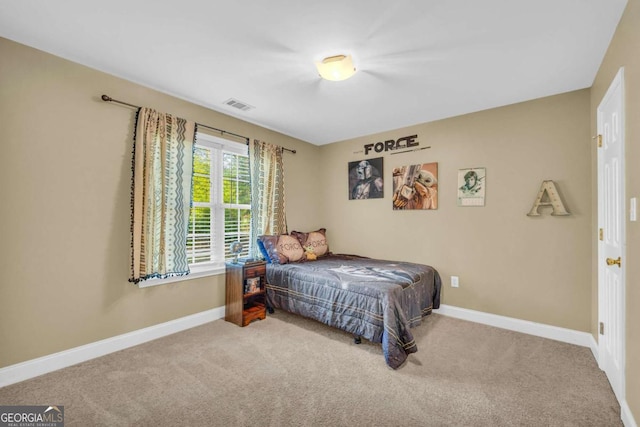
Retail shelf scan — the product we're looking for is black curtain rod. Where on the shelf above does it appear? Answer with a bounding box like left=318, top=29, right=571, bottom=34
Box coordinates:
left=101, top=94, right=296, bottom=154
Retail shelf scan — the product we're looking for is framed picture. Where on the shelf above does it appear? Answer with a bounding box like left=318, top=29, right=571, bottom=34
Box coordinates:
left=392, top=162, right=438, bottom=210
left=348, top=157, right=384, bottom=200
left=245, top=277, right=260, bottom=293
left=457, top=167, right=486, bottom=206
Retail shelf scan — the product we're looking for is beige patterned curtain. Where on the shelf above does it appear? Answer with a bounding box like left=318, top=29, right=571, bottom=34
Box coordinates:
left=129, top=107, right=195, bottom=284
left=249, top=139, right=287, bottom=258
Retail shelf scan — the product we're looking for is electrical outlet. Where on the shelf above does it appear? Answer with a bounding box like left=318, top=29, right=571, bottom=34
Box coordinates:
left=451, top=276, right=459, bottom=288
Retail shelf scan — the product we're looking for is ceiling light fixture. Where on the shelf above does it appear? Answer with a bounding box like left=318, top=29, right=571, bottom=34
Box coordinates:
left=315, top=54, right=356, bottom=81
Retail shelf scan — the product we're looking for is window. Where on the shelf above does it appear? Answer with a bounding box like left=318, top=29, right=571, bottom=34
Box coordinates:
left=187, top=133, right=251, bottom=271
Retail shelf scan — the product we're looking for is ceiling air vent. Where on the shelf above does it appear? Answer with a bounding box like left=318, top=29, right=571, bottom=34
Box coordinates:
left=223, top=98, right=254, bottom=112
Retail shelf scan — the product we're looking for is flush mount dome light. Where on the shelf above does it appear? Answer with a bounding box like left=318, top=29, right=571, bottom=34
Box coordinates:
left=315, top=54, right=356, bottom=81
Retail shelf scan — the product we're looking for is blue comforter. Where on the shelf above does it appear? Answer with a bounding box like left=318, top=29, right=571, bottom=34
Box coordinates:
left=265, top=254, right=441, bottom=369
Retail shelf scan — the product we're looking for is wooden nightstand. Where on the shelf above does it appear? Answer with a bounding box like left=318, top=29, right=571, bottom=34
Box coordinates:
left=225, top=260, right=267, bottom=327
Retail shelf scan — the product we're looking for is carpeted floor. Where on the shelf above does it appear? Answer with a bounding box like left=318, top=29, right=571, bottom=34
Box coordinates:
left=0, top=312, right=621, bottom=426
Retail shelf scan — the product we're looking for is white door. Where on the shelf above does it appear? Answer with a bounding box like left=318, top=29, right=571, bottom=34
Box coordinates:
left=597, top=67, right=625, bottom=403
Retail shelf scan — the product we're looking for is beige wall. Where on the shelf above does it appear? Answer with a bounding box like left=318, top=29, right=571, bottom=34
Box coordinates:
left=591, top=0, right=640, bottom=420
left=319, top=90, right=592, bottom=332
left=0, top=37, right=320, bottom=368
left=1, top=7, right=637, bottom=421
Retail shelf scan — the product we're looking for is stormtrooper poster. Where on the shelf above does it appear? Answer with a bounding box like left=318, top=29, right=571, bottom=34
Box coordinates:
left=392, top=162, right=438, bottom=210
left=348, top=157, right=384, bottom=200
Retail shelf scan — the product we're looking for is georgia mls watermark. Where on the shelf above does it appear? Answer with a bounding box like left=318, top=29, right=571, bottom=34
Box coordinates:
left=0, top=406, right=64, bottom=427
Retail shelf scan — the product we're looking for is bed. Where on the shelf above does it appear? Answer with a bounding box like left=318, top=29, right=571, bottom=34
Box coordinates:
left=261, top=243, right=441, bottom=369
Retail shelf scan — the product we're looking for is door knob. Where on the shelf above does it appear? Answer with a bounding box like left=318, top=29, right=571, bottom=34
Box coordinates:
left=606, top=257, right=621, bottom=267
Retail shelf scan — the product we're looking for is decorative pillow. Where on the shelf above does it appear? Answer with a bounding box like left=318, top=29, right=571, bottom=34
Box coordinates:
left=291, top=228, right=329, bottom=259
left=257, top=234, right=304, bottom=264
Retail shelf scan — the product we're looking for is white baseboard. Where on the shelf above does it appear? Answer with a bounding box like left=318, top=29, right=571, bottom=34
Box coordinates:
left=622, top=400, right=638, bottom=427
left=589, top=334, right=599, bottom=364
left=434, top=304, right=594, bottom=348
left=0, top=306, right=225, bottom=388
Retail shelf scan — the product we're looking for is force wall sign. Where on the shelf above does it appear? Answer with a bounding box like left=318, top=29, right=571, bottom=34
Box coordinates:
left=364, top=135, right=420, bottom=155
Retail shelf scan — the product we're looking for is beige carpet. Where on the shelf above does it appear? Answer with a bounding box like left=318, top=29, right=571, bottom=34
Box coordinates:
left=0, top=312, right=621, bottom=426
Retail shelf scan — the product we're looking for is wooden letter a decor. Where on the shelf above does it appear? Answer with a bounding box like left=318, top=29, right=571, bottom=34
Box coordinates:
left=527, top=180, right=570, bottom=217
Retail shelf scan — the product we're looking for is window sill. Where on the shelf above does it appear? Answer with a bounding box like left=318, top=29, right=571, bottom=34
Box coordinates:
left=137, top=264, right=225, bottom=288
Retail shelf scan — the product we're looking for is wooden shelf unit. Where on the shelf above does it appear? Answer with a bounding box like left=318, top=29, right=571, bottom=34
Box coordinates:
left=225, top=260, right=267, bottom=327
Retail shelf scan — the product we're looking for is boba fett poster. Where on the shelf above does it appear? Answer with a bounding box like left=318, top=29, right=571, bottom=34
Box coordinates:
left=392, top=162, right=438, bottom=210
left=348, top=157, right=384, bottom=200
left=457, top=167, right=486, bottom=206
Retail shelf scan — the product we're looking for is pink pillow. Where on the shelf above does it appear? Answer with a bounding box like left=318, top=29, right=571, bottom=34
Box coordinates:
left=257, top=234, right=304, bottom=264
left=291, top=228, right=329, bottom=258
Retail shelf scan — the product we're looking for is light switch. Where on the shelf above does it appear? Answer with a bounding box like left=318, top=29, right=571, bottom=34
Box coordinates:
left=631, top=197, right=637, bottom=222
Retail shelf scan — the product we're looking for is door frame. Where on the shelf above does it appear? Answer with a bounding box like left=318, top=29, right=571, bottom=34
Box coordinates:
left=596, top=66, right=626, bottom=403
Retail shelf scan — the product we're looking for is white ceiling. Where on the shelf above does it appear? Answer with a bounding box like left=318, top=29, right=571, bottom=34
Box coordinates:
left=0, top=0, right=628, bottom=145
